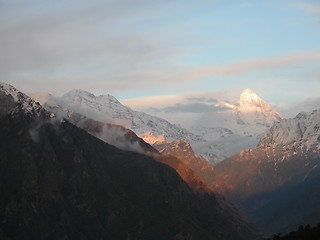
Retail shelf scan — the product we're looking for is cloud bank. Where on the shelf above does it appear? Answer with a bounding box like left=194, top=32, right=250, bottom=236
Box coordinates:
left=163, top=103, right=228, bottom=113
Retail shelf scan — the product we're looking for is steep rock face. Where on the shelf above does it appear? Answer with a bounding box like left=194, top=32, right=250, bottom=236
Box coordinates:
left=1, top=83, right=261, bottom=240
left=214, top=110, right=320, bottom=235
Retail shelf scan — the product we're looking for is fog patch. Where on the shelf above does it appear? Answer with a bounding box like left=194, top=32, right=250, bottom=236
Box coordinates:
left=28, top=118, right=62, bottom=143
left=91, top=124, right=155, bottom=156
left=29, top=126, right=41, bottom=143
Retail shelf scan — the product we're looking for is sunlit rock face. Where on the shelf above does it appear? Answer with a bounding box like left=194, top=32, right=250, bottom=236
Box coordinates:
left=154, top=139, right=223, bottom=191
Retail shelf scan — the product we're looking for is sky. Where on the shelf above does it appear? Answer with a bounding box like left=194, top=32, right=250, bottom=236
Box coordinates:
left=1, top=0, right=320, bottom=117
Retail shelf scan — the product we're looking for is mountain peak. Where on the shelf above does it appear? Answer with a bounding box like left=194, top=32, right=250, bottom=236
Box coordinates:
left=241, top=88, right=256, bottom=96
left=157, top=139, right=195, bottom=159
left=0, top=82, right=47, bottom=118
left=239, top=88, right=265, bottom=109
left=62, top=89, right=120, bottom=105
left=0, top=82, right=23, bottom=102
left=63, top=89, right=96, bottom=99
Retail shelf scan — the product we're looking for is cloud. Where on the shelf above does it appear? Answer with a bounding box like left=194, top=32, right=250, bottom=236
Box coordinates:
left=163, top=103, right=228, bottom=113
left=94, top=124, right=151, bottom=155
left=181, top=49, right=320, bottom=80
left=186, top=97, right=218, bottom=103
left=122, top=94, right=187, bottom=110
left=122, top=89, right=240, bottom=110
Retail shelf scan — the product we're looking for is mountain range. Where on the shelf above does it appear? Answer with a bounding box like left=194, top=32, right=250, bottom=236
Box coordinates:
left=19, top=83, right=320, bottom=236
left=0, top=82, right=260, bottom=240
left=31, top=88, right=282, bottom=164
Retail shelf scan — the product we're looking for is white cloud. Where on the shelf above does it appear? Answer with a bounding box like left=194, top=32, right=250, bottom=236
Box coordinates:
left=122, top=89, right=238, bottom=110
left=122, top=94, right=186, bottom=110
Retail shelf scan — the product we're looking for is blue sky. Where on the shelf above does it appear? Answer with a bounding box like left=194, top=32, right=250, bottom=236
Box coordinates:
left=1, top=0, right=320, bottom=114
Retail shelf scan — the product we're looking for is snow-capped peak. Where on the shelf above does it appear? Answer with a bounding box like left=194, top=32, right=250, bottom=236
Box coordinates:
left=0, top=82, right=46, bottom=117
left=0, top=82, right=23, bottom=102
left=222, top=88, right=282, bottom=128
left=239, top=88, right=271, bottom=112
left=63, top=89, right=121, bottom=106
left=64, top=89, right=96, bottom=99
left=60, top=89, right=128, bottom=120
left=224, top=88, right=276, bottom=114
left=240, top=88, right=261, bottom=105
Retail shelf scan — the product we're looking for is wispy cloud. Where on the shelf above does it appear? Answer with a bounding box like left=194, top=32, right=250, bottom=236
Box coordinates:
left=122, top=89, right=238, bottom=110
left=187, top=97, right=218, bottom=103
left=116, top=49, right=320, bottom=97
left=181, top=50, right=320, bottom=80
